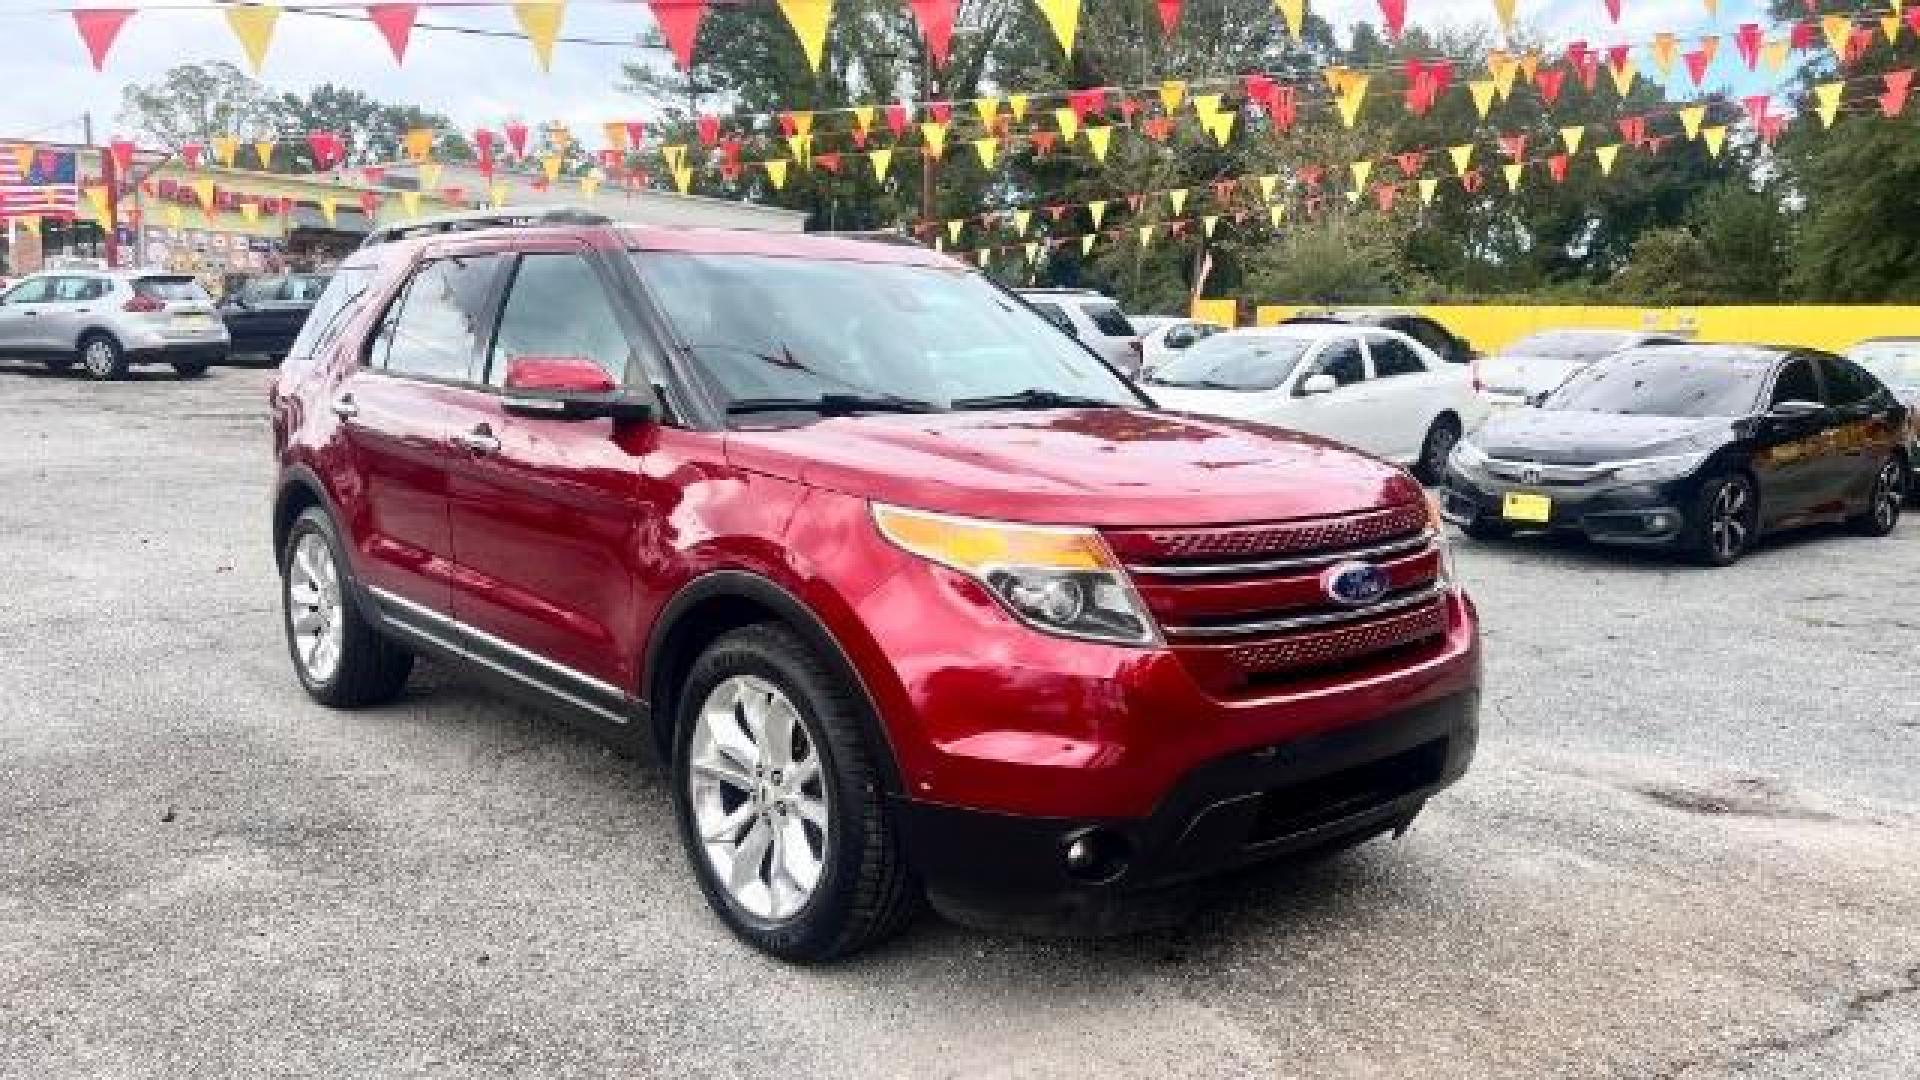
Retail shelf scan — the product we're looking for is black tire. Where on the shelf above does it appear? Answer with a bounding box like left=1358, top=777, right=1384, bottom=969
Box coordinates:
left=78, top=332, right=127, bottom=381
left=1685, top=472, right=1759, bottom=566
left=671, top=623, right=919, bottom=963
left=279, top=506, right=413, bottom=708
left=1415, top=414, right=1462, bottom=484
left=1847, top=457, right=1904, bottom=537
left=1463, top=516, right=1512, bottom=542
left=172, top=361, right=209, bottom=379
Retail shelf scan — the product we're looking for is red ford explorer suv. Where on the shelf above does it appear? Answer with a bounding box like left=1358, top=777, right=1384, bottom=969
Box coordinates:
left=269, top=210, right=1480, bottom=961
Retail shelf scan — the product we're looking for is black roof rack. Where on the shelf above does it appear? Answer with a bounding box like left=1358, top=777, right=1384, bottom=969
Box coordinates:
left=359, top=205, right=613, bottom=249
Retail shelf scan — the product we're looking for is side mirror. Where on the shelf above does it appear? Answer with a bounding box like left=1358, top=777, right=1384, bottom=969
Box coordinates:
left=1525, top=390, right=1550, bottom=408
left=1301, top=373, right=1338, bottom=396
left=1768, top=399, right=1824, bottom=418
left=501, top=356, right=653, bottom=422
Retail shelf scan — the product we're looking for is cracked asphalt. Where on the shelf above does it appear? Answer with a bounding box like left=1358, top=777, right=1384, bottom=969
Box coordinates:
left=2, top=364, right=1916, bottom=1079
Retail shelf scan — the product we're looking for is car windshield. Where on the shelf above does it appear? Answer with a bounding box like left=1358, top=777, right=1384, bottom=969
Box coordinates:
left=1144, top=334, right=1313, bottom=391
left=1504, top=330, right=1640, bottom=360
left=635, top=253, right=1140, bottom=419
left=1850, top=341, right=1920, bottom=389
left=1547, top=349, right=1771, bottom=417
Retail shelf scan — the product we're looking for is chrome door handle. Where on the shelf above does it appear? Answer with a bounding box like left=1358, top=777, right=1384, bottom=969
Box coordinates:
left=330, top=394, right=359, bottom=419
left=453, top=426, right=500, bottom=455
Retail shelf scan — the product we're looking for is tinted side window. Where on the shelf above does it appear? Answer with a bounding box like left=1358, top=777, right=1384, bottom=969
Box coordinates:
left=1029, top=302, right=1073, bottom=334
left=488, top=255, right=631, bottom=385
left=288, top=265, right=375, bottom=362
left=1370, top=336, right=1428, bottom=378
left=1820, top=356, right=1879, bottom=406
left=5, top=278, right=52, bottom=304
left=1086, top=302, right=1136, bottom=337
left=52, top=277, right=99, bottom=302
left=374, top=256, right=502, bottom=381
left=1770, top=357, right=1821, bottom=406
left=1308, top=339, right=1367, bottom=388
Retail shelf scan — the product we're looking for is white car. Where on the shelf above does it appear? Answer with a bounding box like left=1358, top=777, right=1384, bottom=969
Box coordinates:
left=1015, top=288, right=1143, bottom=375
left=1478, top=329, right=1685, bottom=409
left=1134, top=317, right=1226, bottom=375
left=1143, top=324, right=1486, bottom=481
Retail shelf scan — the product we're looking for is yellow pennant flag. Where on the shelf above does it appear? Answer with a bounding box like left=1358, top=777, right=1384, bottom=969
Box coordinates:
left=1268, top=204, right=1285, bottom=228
left=1336, top=76, right=1370, bottom=128
left=192, top=176, right=215, bottom=210
left=976, top=249, right=990, bottom=268
left=400, top=190, right=421, bottom=217
left=1490, top=0, right=1516, bottom=32
left=1702, top=126, right=1728, bottom=157
left=226, top=4, right=279, bottom=74
left=513, top=1, right=566, bottom=72
left=1035, top=0, right=1080, bottom=53
left=1322, top=65, right=1351, bottom=95
left=1013, top=208, right=1032, bottom=235
left=1025, top=240, right=1039, bottom=264
left=1883, top=15, right=1901, bottom=44
left=603, top=121, right=628, bottom=151
left=851, top=105, right=875, bottom=132
left=869, top=147, right=892, bottom=180
left=765, top=159, right=789, bottom=190
left=490, top=183, right=509, bottom=208
left=946, top=219, right=963, bottom=244
left=1418, top=177, right=1439, bottom=205
left=1491, top=55, right=1520, bottom=99
left=1053, top=108, right=1079, bottom=142
left=1258, top=174, right=1279, bottom=200
left=1081, top=234, right=1096, bottom=256
left=1008, top=94, right=1030, bottom=121
left=1761, top=39, right=1789, bottom=73
left=788, top=111, right=814, bottom=139
left=1206, top=110, right=1235, bottom=145
left=1469, top=80, right=1496, bottom=118
left=973, top=97, right=1001, bottom=125
left=1449, top=143, right=1475, bottom=175
left=1560, top=126, right=1585, bottom=154
left=84, top=185, right=111, bottom=224
left=920, top=121, right=948, bottom=157
left=1814, top=81, right=1844, bottom=127
left=1608, top=58, right=1637, bottom=96
left=1503, top=162, right=1524, bottom=192
left=1275, top=0, right=1306, bottom=40
left=1345, top=188, right=1362, bottom=205
left=1137, top=223, right=1154, bottom=247
left=541, top=153, right=564, bottom=182
left=320, top=196, right=338, bottom=226
left=668, top=165, right=689, bottom=193
left=1679, top=105, right=1706, bottom=140
left=661, top=144, right=686, bottom=173
left=972, top=137, right=999, bottom=169
left=404, top=127, right=434, bottom=162
left=420, top=160, right=443, bottom=189
left=1821, top=14, right=1851, bottom=58
left=1192, top=92, right=1222, bottom=117
left=580, top=175, right=600, bottom=198
left=1088, top=199, right=1107, bottom=228
left=240, top=201, right=260, bottom=224
left=786, top=134, right=811, bottom=165
left=1595, top=144, right=1620, bottom=175
left=1202, top=214, right=1219, bottom=238
left=212, top=135, right=239, bottom=168
left=1350, top=159, right=1374, bottom=192
left=776, top=0, right=833, bottom=70
left=1168, top=188, right=1188, bottom=215
left=1651, top=32, right=1677, bottom=74
left=1518, top=49, right=1541, bottom=82
left=1159, top=80, right=1186, bottom=114
left=1084, top=125, right=1112, bottom=162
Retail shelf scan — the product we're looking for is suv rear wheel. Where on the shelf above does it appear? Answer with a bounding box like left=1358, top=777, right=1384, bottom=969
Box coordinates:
left=79, top=333, right=126, bottom=381
left=280, top=507, right=414, bottom=707
left=671, top=624, right=918, bottom=962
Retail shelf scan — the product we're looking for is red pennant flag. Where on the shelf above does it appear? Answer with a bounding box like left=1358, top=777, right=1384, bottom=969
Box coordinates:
left=109, top=138, right=134, bottom=174
left=908, top=0, right=957, bottom=68
left=1790, top=21, right=1817, bottom=50
left=1143, top=116, right=1173, bottom=141
left=625, top=121, right=646, bottom=148
left=1212, top=179, right=1236, bottom=202
left=1030, top=131, right=1058, bottom=155
left=1428, top=59, right=1453, bottom=98
left=362, top=165, right=387, bottom=184
left=1298, top=164, right=1325, bottom=188
left=1395, top=150, right=1426, bottom=178
left=721, top=138, right=743, bottom=178
left=815, top=152, right=842, bottom=174
left=1845, top=27, right=1874, bottom=65
left=472, top=129, right=495, bottom=163
left=504, top=122, right=529, bottom=158
left=442, top=186, right=465, bottom=204
left=649, top=0, right=708, bottom=71
left=307, top=132, right=343, bottom=170
left=1374, top=183, right=1398, bottom=212
left=1068, top=88, right=1107, bottom=120
left=1618, top=115, right=1647, bottom=144
left=1603, top=0, right=1621, bottom=22
left=850, top=127, right=869, bottom=149
left=695, top=114, right=720, bottom=146
left=1759, top=115, right=1788, bottom=144
left=1742, top=95, right=1771, bottom=123
left=1377, top=0, right=1406, bottom=39
left=1156, top=0, right=1181, bottom=34
left=1046, top=204, right=1068, bottom=221
left=1118, top=96, right=1141, bottom=121
left=1125, top=193, right=1143, bottom=213
left=1909, top=8, right=1920, bottom=38
left=181, top=143, right=202, bottom=169
left=1683, top=49, right=1709, bottom=87
left=1547, top=154, right=1569, bottom=183
left=1499, top=133, right=1528, bottom=161
left=777, top=112, right=800, bottom=137
left=885, top=104, right=910, bottom=137
left=927, top=100, right=953, bottom=123
left=1535, top=68, right=1566, bottom=105
left=1882, top=69, right=1915, bottom=117
left=1607, top=44, right=1631, bottom=75
left=366, top=4, right=418, bottom=63
left=1734, top=23, right=1762, bottom=69
left=72, top=7, right=134, bottom=71
left=358, top=190, right=379, bottom=216
left=1460, top=169, right=1484, bottom=193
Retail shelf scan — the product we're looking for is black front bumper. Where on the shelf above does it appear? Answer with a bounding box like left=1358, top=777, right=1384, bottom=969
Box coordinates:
left=893, top=691, right=1478, bottom=935
left=1442, top=466, right=1695, bottom=546
left=129, top=340, right=230, bottom=365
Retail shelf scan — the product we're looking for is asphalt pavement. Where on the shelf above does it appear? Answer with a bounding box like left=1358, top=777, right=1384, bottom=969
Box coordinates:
left=1, top=363, right=1916, bottom=1079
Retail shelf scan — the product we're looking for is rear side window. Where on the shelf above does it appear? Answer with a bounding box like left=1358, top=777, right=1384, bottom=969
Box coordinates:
left=1370, top=336, right=1428, bottom=378
left=1770, top=357, right=1821, bottom=406
left=370, top=256, right=504, bottom=381
left=134, top=276, right=209, bottom=303
left=288, top=265, right=375, bottom=362
left=1307, top=338, right=1367, bottom=388
left=1399, top=318, right=1455, bottom=359
left=487, top=254, right=631, bottom=385
left=1820, top=356, right=1880, bottom=406
left=1084, top=302, right=1136, bottom=337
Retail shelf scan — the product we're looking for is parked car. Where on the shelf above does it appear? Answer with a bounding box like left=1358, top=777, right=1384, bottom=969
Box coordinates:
left=1015, top=287, right=1143, bottom=374
left=221, top=272, right=331, bottom=360
left=1477, top=329, right=1687, bottom=410
left=1142, top=324, right=1487, bottom=482
left=1283, top=308, right=1476, bottom=366
left=1442, top=344, right=1907, bottom=565
left=1847, top=337, right=1920, bottom=501
left=0, top=270, right=227, bottom=379
left=270, top=213, right=1480, bottom=962
left=1134, top=316, right=1225, bottom=375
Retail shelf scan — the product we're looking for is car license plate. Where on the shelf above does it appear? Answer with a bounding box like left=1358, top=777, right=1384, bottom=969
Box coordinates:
left=172, top=314, right=210, bottom=333
left=1502, top=492, right=1552, bottom=523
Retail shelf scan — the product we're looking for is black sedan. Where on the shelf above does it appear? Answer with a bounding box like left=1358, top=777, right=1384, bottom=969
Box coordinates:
left=1442, top=344, right=1908, bottom=565
left=219, top=273, right=329, bottom=360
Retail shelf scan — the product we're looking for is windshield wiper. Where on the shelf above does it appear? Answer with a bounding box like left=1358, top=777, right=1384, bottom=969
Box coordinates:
left=1147, top=379, right=1239, bottom=390
left=949, top=388, right=1119, bottom=411
left=725, top=393, right=940, bottom=417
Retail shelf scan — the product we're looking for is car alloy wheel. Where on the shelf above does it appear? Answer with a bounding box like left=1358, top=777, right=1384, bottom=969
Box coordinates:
left=686, top=674, right=830, bottom=922
left=1706, top=477, right=1754, bottom=563
left=285, top=531, right=346, bottom=685
left=1869, top=460, right=1902, bottom=532
left=82, top=338, right=119, bottom=379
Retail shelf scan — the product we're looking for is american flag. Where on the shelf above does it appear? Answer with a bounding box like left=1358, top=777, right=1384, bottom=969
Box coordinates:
left=0, top=143, right=78, bottom=218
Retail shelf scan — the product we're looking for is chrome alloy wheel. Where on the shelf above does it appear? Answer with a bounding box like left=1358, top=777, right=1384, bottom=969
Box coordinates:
left=82, top=338, right=117, bottom=378
left=286, top=532, right=345, bottom=684
left=688, top=675, right=829, bottom=921
left=1708, top=479, right=1754, bottom=562
left=1871, top=460, right=1902, bottom=530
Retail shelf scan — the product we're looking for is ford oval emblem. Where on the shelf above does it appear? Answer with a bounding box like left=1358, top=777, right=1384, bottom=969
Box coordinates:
left=1321, top=561, right=1391, bottom=607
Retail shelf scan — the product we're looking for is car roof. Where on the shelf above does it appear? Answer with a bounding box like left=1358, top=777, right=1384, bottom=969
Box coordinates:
left=1223, top=324, right=1368, bottom=342
left=1611, top=343, right=1795, bottom=364
left=618, top=225, right=958, bottom=268
left=1282, top=308, right=1420, bottom=325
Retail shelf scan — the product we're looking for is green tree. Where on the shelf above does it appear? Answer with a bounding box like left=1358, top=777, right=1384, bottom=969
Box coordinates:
left=267, top=84, right=473, bottom=169
left=119, top=61, right=272, bottom=149
left=1612, top=227, right=1715, bottom=304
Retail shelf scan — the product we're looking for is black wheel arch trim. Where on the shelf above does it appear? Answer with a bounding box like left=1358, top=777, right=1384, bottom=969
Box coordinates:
left=645, top=569, right=906, bottom=796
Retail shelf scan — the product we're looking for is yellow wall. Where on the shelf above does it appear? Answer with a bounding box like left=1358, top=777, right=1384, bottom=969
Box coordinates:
left=1238, top=303, right=1920, bottom=354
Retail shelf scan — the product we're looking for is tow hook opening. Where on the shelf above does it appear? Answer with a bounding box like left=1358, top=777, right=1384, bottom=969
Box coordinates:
left=1062, top=828, right=1131, bottom=884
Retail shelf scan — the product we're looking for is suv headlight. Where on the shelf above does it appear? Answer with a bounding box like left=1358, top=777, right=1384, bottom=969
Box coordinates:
left=1448, top=439, right=1488, bottom=475
left=1607, top=452, right=1709, bottom=485
left=872, top=504, right=1160, bottom=646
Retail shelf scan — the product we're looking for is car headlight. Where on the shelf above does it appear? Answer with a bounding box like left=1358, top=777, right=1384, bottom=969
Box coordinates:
left=1448, top=439, right=1488, bottom=475
left=1606, top=452, right=1709, bottom=485
left=871, top=504, right=1160, bottom=646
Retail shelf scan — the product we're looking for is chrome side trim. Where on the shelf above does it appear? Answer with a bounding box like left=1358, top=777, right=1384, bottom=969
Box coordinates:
left=1163, top=583, right=1448, bottom=641
left=1125, top=531, right=1435, bottom=578
left=369, top=586, right=632, bottom=724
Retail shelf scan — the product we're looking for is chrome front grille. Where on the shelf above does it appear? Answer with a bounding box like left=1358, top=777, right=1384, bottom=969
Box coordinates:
left=1482, top=458, right=1615, bottom=487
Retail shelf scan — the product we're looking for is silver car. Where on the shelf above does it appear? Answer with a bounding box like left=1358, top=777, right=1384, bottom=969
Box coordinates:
left=0, top=270, right=229, bottom=380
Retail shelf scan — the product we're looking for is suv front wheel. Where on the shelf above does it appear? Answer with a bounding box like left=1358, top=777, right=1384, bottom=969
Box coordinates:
left=671, top=624, right=919, bottom=962
left=280, top=506, right=414, bottom=707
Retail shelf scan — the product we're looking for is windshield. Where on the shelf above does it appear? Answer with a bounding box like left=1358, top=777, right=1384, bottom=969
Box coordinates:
left=635, top=253, right=1140, bottom=419
left=1144, top=334, right=1313, bottom=391
left=1850, top=341, right=1920, bottom=389
left=1547, top=349, right=1770, bottom=417
left=1504, top=330, right=1640, bottom=360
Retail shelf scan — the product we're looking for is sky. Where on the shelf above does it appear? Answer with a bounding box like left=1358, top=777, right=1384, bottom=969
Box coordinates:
left=0, top=0, right=1773, bottom=149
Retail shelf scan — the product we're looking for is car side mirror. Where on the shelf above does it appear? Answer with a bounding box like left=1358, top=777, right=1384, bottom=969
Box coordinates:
left=1768, top=399, right=1824, bottom=418
left=501, top=356, right=653, bottom=423
left=1301, top=373, right=1338, bottom=396
left=1525, top=390, right=1550, bottom=408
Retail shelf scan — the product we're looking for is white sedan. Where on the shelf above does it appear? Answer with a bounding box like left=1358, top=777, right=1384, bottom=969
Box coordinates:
left=1142, top=324, right=1487, bottom=481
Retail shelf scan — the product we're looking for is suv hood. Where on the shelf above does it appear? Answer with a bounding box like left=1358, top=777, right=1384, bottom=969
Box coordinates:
left=1475, top=408, right=1734, bottom=463
left=725, top=408, right=1423, bottom=527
